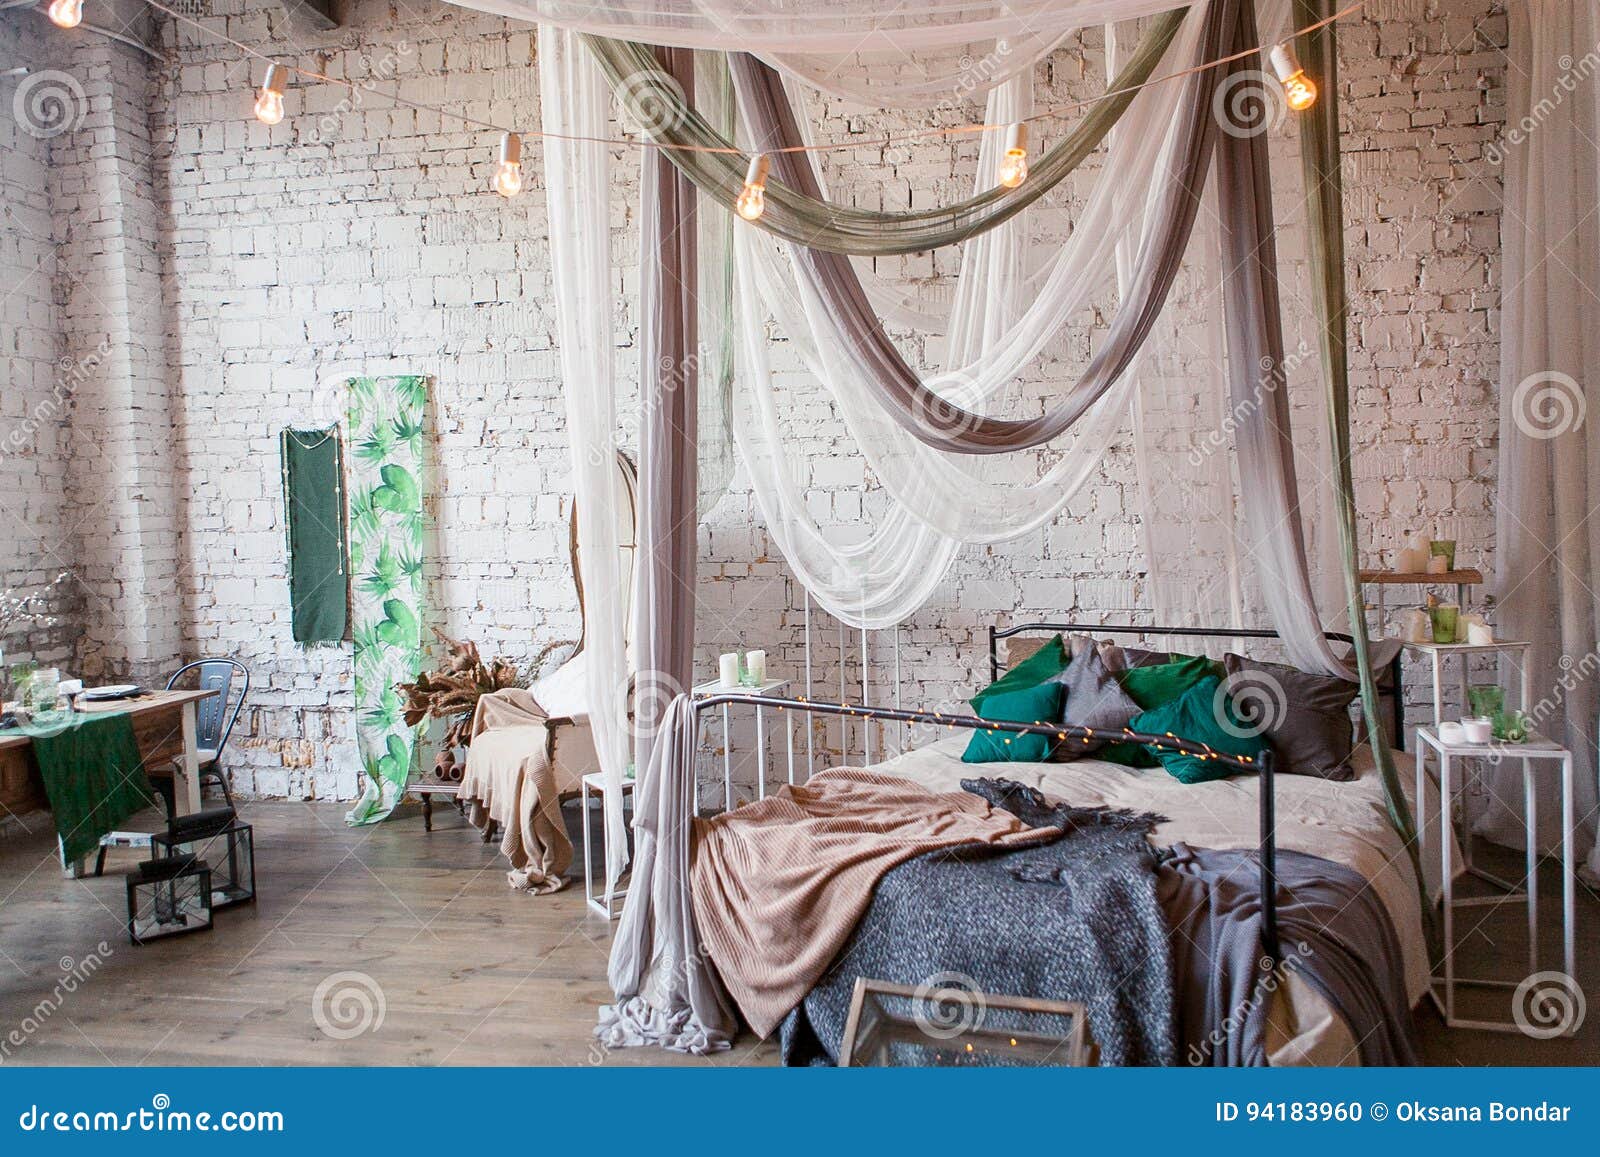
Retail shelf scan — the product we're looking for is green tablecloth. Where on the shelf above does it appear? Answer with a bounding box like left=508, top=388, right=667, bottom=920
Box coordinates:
left=29, top=712, right=157, bottom=863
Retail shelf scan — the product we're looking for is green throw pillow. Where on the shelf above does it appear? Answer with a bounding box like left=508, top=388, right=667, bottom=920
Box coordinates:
left=962, top=680, right=1064, bottom=764
left=1117, top=654, right=1223, bottom=710
left=970, top=634, right=1069, bottom=712
left=1129, top=675, right=1266, bottom=785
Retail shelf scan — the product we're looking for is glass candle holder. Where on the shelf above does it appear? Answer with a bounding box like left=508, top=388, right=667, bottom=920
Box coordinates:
left=1492, top=710, right=1529, bottom=743
left=1467, top=683, right=1505, bottom=719
left=1430, top=603, right=1459, bottom=644
left=1429, top=539, right=1457, bottom=570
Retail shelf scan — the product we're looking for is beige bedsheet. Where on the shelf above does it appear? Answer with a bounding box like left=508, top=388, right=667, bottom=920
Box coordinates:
left=871, top=737, right=1450, bottom=1064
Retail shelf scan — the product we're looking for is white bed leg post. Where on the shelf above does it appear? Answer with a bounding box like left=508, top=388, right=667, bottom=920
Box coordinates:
left=1441, top=751, right=1455, bottom=1023
left=804, top=590, right=815, bottom=779
left=1562, top=751, right=1576, bottom=1013
left=894, top=623, right=904, bottom=755
left=755, top=704, right=767, bottom=801
left=722, top=703, right=732, bottom=811
left=1524, top=760, right=1538, bottom=977
left=838, top=619, right=847, bottom=760
left=581, top=777, right=594, bottom=914
left=861, top=626, right=871, bottom=766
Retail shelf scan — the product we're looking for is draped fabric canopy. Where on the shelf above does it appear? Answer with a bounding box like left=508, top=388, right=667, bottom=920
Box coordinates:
left=582, top=16, right=1184, bottom=256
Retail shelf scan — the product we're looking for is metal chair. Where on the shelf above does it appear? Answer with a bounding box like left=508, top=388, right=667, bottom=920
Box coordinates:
left=164, top=659, right=250, bottom=810
left=93, top=659, right=250, bottom=877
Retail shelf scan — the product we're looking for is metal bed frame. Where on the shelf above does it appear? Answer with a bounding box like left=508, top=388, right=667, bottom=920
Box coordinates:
left=691, top=621, right=1407, bottom=967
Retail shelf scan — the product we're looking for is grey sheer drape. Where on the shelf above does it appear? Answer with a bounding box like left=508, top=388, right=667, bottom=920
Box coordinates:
left=726, top=4, right=1226, bottom=454
left=601, top=46, right=737, bottom=1053
left=1487, top=0, right=1600, bottom=873
left=581, top=13, right=1185, bottom=256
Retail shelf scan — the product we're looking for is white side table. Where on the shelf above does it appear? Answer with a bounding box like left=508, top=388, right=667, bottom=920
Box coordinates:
left=1415, top=725, right=1577, bottom=1034
left=691, top=679, right=795, bottom=810
left=581, top=771, right=633, bottom=920
left=1399, top=638, right=1532, bottom=731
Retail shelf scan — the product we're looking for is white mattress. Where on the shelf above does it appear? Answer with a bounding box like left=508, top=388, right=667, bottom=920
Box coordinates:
left=870, top=737, right=1448, bottom=1014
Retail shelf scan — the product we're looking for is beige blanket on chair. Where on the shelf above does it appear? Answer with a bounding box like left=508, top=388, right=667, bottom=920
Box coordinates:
left=689, top=768, right=1053, bottom=1037
left=459, top=688, right=578, bottom=894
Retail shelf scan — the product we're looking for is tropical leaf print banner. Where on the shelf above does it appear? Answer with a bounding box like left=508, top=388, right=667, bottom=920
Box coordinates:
left=344, top=375, right=429, bottom=827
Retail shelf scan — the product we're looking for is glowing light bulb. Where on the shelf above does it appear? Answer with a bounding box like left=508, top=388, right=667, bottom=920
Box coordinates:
left=47, top=0, right=83, bottom=28
left=736, top=153, right=769, bottom=222
left=255, top=63, right=287, bottom=125
left=493, top=131, right=523, bottom=198
left=1270, top=43, right=1317, bottom=112
left=997, top=122, right=1028, bottom=189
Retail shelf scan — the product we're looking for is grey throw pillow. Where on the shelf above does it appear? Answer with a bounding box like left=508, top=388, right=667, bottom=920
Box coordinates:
left=1221, top=653, right=1358, bottom=781
left=1070, top=634, right=1170, bottom=673
left=1051, top=645, right=1144, bottom=762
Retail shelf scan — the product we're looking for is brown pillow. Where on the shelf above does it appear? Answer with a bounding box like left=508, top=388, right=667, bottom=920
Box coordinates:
left=1003, top=636, right=1053, bottom=667
left=1221, top=653, right=1358, bottom=781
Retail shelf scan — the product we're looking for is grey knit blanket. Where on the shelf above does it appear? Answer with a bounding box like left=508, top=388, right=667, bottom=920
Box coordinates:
left=781, top=779, right=1175, bottom=1066
left=780, top=777, right=1421, bottom=1067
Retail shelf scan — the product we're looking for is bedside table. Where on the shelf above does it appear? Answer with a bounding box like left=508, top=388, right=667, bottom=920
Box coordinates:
left=1415, top=725, right=1577, bottom=1034
left=1399, top=638, right=1532, bottom=731
left=692, top=679, right=794, bottom=810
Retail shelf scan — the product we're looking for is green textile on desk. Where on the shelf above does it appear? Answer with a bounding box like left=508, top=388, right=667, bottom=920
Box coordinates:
left=281, top=427, right=348, bottom=643
left=31, top=712, right=156, bottom=863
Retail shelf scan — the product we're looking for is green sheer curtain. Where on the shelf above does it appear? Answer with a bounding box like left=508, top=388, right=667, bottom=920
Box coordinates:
left=1291, top=0, right=1432, bottom=947
left=582, top=9, right=1185, bottom=256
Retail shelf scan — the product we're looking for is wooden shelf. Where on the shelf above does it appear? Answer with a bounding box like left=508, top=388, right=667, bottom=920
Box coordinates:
left=1359, top=568, right=1483, bottom=585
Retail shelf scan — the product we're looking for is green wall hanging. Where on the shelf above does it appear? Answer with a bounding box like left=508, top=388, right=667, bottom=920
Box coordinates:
left=343, top=375, right=429, bottom=827
left=280, top=427, right=348, bottom=644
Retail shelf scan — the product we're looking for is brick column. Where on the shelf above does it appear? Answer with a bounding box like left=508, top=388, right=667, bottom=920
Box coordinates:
left=51, top=27, right=184, bottom=683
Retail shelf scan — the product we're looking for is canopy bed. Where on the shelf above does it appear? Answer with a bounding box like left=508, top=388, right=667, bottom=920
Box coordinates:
left=436, top=0, right=1441, bottom=1063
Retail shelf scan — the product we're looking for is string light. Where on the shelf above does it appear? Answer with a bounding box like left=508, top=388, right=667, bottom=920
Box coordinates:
left=254, top=63, right=286, bottom=125
left=494, top=131, right=524, bottom=197
left=735, top=153, right=769, bottom=221
left=1269, top=43, right=1318, bottom=111
left=997, top=122, right=1028, bottom=188
left=47, top=0, right=83, bottom=28
left=133, top=0, right=1363, bottom=167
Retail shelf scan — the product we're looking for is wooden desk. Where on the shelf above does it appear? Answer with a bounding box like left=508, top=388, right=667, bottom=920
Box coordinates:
left=0, top=688, right=221, bottom=872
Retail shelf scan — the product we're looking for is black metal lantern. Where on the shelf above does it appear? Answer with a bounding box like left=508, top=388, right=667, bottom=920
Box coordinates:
left=126, top=854, right=213, bottom=945
left=153, top=806, right=255, bottom=910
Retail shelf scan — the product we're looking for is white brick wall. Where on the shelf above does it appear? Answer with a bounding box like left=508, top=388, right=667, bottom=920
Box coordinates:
left=1, top=15, right=82, bottom=676
left=0, top=0, right=1507, bottom=797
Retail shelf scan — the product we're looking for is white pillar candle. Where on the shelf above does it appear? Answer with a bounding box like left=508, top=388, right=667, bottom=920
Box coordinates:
left=1426, top=553, right=1449, bottom=575
left=1396, top=547, right=1424, bottom=573
left=718, top=652, right=739, bottom=689
left=1466, top=622, right=1494, bottom=646
left=745, top=649, right=766, bottom=684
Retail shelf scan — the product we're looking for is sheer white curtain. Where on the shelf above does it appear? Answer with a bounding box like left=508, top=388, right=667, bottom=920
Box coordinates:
left=537, top=26, right=630, bottom=888
left=449, top=0, right=1186, bottom=104
left=1488, top=0, right=1600, bottom=872
left=1133, top=93, right=1348, bottom=653
left=727, top=9, right=1205, bottom=627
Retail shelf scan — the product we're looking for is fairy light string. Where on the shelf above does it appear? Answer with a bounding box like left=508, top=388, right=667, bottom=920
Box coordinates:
left=48, top=0, right=1360, bottom=194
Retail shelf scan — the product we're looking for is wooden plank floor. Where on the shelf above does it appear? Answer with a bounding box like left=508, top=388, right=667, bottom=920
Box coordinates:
left=0, top=800, right=775, bottom=1066
left=0, top=800, right=1593, bottom=1066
